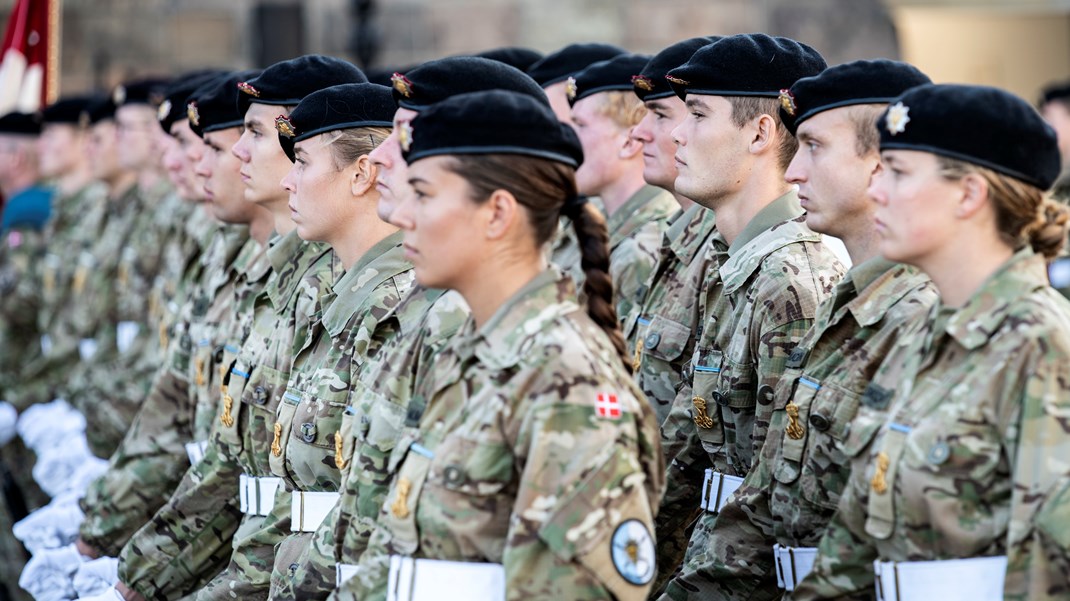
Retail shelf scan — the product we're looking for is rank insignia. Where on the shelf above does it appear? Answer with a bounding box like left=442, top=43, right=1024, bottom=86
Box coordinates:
left=275, top=115, right=296, bottom=138
left=632, top=75, right=654, bottom=92
left=237, top=81, right=261, bottom=97
left=779, top=89, right=797, bottom=116
left=565, top=76, right=578, bottom=101
left=391, top=72, right=414, bottom=98
left=399, top=120, right=414, bottom=153
left=157, top=99, right=172, bottom=123
left=611, top=520, right=655, bottom=585
left=112, top=85, right=126, bottom=106
left=664, top=74, right=689, bottom=86
left=595, top=392, right=621, bottom=419
left=885, top=102, right=910, bottom=135
left=187, top=102, right=200, bottom=127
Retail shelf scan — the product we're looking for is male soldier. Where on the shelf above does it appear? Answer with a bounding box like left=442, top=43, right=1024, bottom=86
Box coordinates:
left=566, top=53, right=679, bottom=322
left=526, top=42, right=626, bottom=125
left=276, top=57, right=547, bottom=600
left=662, top=60, right=937, bottom=600
left=114, top=55, right=366, bottom=601
left=654, top=34, right=844, bottom=596
left=620, top=36, right=721, bottom=592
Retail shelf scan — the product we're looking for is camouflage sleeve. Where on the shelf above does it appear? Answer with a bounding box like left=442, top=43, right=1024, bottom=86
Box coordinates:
left=1003, top=345, right=1070, bottom=601
left=0, top=228, right=44, bottom=323
left=611, top=231, right=662, bottom=325
left=117, top=438, right=244, bottom=600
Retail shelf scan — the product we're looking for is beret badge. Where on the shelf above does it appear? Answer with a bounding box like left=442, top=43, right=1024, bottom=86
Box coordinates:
left=399, top=120, right=414, bottom=153
left=187, top=101, right=200, bottom=127
left=275, top=115, right=296, bottom=138
left=885, top=102, right=911, bottom=136
left=157, top=99, right=172, bottom=122
left=664, top=74, right=689, bottom=86
left=392, top=73, right=414, bottom=98
left=237, top=81, right=261, bottom=98
left=565, top=76, right=578, bottom=101
left=778, top=89, right=797, bottom=117
left=631, top=75, right=654, bottom=92
left=112, top=85, right=126, bottom=106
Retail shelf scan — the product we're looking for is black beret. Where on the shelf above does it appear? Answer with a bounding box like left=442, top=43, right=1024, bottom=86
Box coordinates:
left=473, top=47, right=544, bottom=72
left=86, top=97, right=117, bottom=125
left=0, top=112, right=40, bottom=135
left=526, top=42, right=627, bottom=87
left=878, top=84, right=1061, bottom=190
left=567, top=53, right=652, bottom=106
left=1040, top=80, right=1070, bottom=106
left=633, top=37, right=719, bottom=102
left=367, top=65, right=415, bottom=87
left=190, top=70, right=260, bottom=137
left=276, top=83, right=395, bottom=162
left=41, top=95, right=96, bottom=126
left=403, top=89, right=583, bottom=168
left=779, top=59, right=931, bottom=135
left=389, top=56, right=547, bottom=111
left=666, top=33, right=826, bottom=100
left=112, top=77, right=171, bottom=107
left=158, top=69, right=229, bottom=134
left=236, top=54, right=367, bottom=117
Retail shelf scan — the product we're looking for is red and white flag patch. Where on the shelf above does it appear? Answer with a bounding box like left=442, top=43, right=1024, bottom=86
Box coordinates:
left=596, top=392, right=621, bottom=419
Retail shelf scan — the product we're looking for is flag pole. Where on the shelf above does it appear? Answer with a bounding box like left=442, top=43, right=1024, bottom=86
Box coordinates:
left=46, top=0, right=59, bottom=104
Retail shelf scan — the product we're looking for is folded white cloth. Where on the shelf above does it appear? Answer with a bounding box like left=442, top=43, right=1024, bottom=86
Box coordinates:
left=18, top=543, right=87, bottom=601
left=73, top=556, right=119, bottom=598
left=32, top=436, right=99, bottom=498
left=13, top=492, right=85, bottom=555
left=0, top=400, right=17, bottom=446
left=76, top=587, right=123, bottom=601
left=18, top=399, right=86, bottom=454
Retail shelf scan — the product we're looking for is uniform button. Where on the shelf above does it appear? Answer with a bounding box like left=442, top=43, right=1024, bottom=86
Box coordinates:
left=254, top=386, right=267, bottom=404
left=927, top=440, right=950, bottom=465
left=711, top=391, right=728, bottom=406
left=300, top=422, right=316, bottom=443
left=213, top=346, right=225, bottom=363
left=644, top=332, right=661, bottom=350
left=443, top=465, right=465, bottom=487
left=808, top=413, right=830, bottom=432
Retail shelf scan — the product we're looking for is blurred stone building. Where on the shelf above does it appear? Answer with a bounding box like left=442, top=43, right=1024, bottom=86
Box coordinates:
left=0, top=0, right=1067, bottom=102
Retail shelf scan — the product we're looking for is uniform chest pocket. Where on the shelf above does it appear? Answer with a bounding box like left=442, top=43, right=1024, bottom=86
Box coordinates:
left=268, top=391, right=302, bottom=479
left=380, top=441, right=435, bottom=556
left=428, top=437, right=514, bottom=497
left=241, top=363, right=286, bottom=413
left=642, top=315, right=691, bottom=363
left=691, top=351, right=725, bottom=452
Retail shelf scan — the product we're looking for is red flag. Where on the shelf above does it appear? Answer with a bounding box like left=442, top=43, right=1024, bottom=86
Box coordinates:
left=595, top=392, right=621, bottom=420
left=0, top=0, right=59, bottom=113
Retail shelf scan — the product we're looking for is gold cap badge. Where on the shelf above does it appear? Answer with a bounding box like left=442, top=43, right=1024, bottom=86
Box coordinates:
left=112, top=85, right=126, bottom=106
left=664, top=74, right=689, bottom=86
left=779, top=89, right=797, bottom=117
left=237, top=81, right=260, bottom=98
left=275, top=115, right=296, bottom=138
left=565, top=76, right=578, bottom=101
left=187, top=101, right=200, bottom=127
left=392, top=73, right=414, bottom=98
left=399, top=120, right=414, bottom=153
left=157, top=99, right=172, bottom=123
left=886, top=102, right=910, bottom=136
left=632, top=75, right=654, bottom=92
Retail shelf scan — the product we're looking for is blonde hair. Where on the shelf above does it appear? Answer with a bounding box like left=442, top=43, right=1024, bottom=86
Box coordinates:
left=592, top=90, right=647, bottom=129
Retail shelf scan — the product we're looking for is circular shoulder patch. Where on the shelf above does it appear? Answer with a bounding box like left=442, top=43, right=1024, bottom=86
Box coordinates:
left=611, top=519, right=655, bottom=586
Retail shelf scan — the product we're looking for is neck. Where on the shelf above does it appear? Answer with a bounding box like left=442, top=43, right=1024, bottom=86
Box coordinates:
left=920, top=237, right=1014, bottom=308
left=673, top=190, right=695, bottom=212
left=333, top=213, right=399, bottom=270
left=838, top=216, right=881, bottom=266
left=56, top=165, right=94, bottom=197
left=249, top=208, right=275, bottom=246
left=265, top=197, right=295, bottom=236
left=137, top=167, right=165, bottom=193
left=598, top=167, right=648, bottom=217
left=713, top=171, right=792, bottom=246
left=106, top=170, right=139, bottom=200
left=458, top=251, right=545, bottom=328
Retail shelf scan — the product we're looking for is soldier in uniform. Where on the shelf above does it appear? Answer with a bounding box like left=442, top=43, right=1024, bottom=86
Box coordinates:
left=655, top=34, right=845, bottom=595
left=662, top=60, right=937, bottom=600
left=565, top=53, right=678, bottom=322
left=791, top=84, right=1070, bottom=601
left=338, top=88, right=663, bottom=601
left=113, top=55, right=366, bottom=601
left=274, top=56, right=551, bottom=601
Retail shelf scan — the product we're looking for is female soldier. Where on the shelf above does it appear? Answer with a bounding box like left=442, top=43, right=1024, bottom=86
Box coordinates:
left=263, top=82, right=412, bottom=593
left=791, top=84, right=1070, bottom=601
left=337, top=89, right=664, bottom=600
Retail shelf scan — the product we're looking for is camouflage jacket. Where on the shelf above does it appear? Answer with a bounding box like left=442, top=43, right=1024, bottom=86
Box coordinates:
left=792, top=249, right=1070, bottom=601
left=666, top=259, right=936, bottom=600
left=606, top=185, right=678, bottom=324
left=0, top=221, right=48, bottom=400
left=624, top=203, right=719, bottom=425
left=338, top=269, right=665, bottom=601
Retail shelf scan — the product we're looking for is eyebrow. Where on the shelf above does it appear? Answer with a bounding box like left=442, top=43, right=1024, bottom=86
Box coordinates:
left=685, top=98, right=710, bottom=111
left=645, top=100, right=668, bottom=112
left=407, top=176, right=428, bottom=186
left=244, top=117, right=262, bottom=130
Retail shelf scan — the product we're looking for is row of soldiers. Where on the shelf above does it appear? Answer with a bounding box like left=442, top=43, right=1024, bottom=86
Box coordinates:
left=0, top=31, right=1068, bottom=601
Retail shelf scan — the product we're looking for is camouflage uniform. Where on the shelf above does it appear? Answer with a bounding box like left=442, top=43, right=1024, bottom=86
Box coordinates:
left=77, top=227, right=254, bottom=557
left=791, top=249, right=1070, bottom=601
left=605, top=186, right=677, bottom=323
left=118, top=232, right=340, bottom=600
left=664, top=259, right=936, bottom=600
left=338, top=269, right=665, bottom=601
left=658, top=192, right=845, bottom=595
left=257, top=233, right=411, bottom=594
left=274, top=286, right=469, bottom=600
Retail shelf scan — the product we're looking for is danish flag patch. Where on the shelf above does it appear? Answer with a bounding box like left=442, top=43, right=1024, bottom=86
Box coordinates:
left=596, top=392, right=622, bottom=419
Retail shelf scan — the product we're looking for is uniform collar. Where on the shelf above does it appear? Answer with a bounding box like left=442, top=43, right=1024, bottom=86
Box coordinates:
left=719, top=190, right=819, bottom=294
left=841, top=259, right=927, bottom=327
left=606, top=184, right=677, bottom=248
left=322, top=231, right=413, bottom=337
left=668, top=203, right=718, bottom=265
left=266, top=230, right=336, bottom=311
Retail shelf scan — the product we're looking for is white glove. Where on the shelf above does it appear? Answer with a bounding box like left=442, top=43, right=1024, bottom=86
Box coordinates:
left=18, top=543, right=86, bottom=601
left=68, top=455, right=109, bottom=496
left=33, top=436, right=95, bottom=498
left=72, top=556, right=119, bottom=598
left=74, top=586, right=123, bottom=601
left=13, top=492, right=85, bottom=555
left=0, top=400, right=17, bottom=446
left=18, top=399, right=86, bottom=453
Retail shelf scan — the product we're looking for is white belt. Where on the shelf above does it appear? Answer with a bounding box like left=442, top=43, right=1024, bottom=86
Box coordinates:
left=773, top=544, right=817, bottom=590
left=700, top=469, right=743, bottom=514
left=116, top=321, right=141, bottom=354
left=40, top=334, right=52, bottom=355
left=238, top=474, right=281, bottom=516
left=185, top=441, right=208, bottom=465
left=78, top=338, right=99, bottom=361
left=387, top=556, right=504, bottom=601
left=290, top=491, right=339, bottom=532
left=873, top=556, right=1007, bottom=601
left=336, top=563, right=360, bottom=586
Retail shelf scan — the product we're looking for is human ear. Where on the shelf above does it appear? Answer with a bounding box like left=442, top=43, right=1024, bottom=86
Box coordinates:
left=350, top=155, right=376, bottom=197
left=484, top=188, right=519, bottom=240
